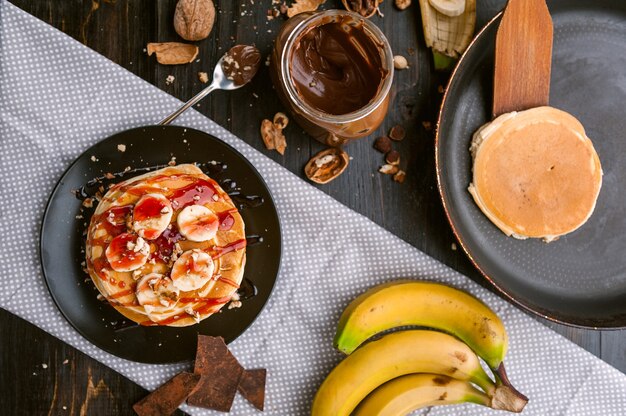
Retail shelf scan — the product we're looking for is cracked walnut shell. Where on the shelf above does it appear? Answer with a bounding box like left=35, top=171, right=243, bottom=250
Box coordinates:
left=304, top=148, right=349, bottom=184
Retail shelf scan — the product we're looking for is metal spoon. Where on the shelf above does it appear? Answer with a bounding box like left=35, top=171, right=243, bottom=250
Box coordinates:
left=159, top=46, right=260, bottom=125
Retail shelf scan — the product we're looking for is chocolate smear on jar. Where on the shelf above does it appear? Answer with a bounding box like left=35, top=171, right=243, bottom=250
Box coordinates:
left=289, top=15, right=388, bottom=115
left=222, top=45, right=262, bottom=86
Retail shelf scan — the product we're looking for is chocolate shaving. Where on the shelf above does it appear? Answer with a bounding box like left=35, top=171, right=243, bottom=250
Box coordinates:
left=187, top=336, right=244, bottom=411
left=238, top=369, right=267, bottom=411
left=133, top=372, right=201, bottom=416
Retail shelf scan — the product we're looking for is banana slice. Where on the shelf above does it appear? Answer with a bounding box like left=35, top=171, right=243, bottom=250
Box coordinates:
left=428, top=0, right=465, bottom=17
left=136, top=273, right=180, bottom=314
left=176, top=205, right=219, bottom=242
left=132, top=194, right=173, bottom=240
left=170, top=249, right=215, bottom=292
left=105, top=233, right=150, bottom=272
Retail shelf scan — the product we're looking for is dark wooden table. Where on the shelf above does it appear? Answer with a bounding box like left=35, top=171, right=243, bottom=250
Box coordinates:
left=2, top=0, right=624, bottom=414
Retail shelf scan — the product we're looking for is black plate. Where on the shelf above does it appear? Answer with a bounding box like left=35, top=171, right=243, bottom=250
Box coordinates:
left=40, top=126, right=282, bottom=363
left=436, top=0, right=626, bottom=328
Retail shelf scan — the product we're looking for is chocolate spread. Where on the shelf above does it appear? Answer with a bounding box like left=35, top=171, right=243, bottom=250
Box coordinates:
left=222, top=45, right=261, bottom=86
left=289, top=17, right=387, bottom=115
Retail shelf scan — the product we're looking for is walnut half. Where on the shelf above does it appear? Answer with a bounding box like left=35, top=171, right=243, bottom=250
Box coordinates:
left=304, top=148, right=350, bottom=184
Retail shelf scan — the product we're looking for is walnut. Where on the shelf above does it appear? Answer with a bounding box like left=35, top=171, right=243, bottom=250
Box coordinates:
left=305, top=148, right=349, bottom=184
left=173, top=0, right=215, bottom=41
left=260, top=118, right=287, bottom=155
left=147, top=42, right=198, bottom=65
left=395, top=0, right=411, bottom=10
left=341, top=0, right=383, bottom=18
left=287, top=0, right=326, bottom=18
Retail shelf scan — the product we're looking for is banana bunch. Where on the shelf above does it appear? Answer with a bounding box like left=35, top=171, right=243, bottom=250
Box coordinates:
left=311, top=281, right=528, bottom=416
left=418, top=0, right=476, bottom=70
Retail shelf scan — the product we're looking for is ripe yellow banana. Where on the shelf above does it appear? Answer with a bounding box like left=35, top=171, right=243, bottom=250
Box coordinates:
left=353, top=373, right=490, bottom=416
left=334, top=280, right=507, bottom=370
left=311, top=330, right=496, bottom=416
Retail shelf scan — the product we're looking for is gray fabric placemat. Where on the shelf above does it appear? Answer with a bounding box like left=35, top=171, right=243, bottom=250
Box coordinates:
left=1, top=2, right=625, bottom=414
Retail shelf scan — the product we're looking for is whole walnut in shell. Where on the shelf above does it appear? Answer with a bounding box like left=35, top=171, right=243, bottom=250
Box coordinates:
left=174, top=0, right=216, bottom=41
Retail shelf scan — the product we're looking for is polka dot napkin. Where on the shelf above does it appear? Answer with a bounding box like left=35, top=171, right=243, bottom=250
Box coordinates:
left=1, top=2, right=625, bottom=415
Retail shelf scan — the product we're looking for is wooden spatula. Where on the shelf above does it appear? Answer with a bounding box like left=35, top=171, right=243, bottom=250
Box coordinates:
left=493, top=0, right=553, bottom=118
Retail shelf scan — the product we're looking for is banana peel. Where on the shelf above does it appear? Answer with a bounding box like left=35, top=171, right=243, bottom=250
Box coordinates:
left=419, top=0, right=476, bottom=71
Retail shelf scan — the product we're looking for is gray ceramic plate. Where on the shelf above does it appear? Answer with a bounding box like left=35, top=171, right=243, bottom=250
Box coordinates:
left=436, top=0, right=626, bottom=328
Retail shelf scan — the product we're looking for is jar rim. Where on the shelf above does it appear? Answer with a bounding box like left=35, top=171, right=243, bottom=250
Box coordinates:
left=280, top=10, right=394, bottom=124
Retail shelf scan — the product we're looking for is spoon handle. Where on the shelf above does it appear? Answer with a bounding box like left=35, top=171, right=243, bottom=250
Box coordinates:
left=159, top=82, right=218, bottom=125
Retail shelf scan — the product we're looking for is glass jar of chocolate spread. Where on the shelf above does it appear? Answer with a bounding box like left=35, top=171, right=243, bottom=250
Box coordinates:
left=270, top=10, right=394, bottom=146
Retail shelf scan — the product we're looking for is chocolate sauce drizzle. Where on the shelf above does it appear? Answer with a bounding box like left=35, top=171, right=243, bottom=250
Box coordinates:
left=75, top=160, right=265, bottom=327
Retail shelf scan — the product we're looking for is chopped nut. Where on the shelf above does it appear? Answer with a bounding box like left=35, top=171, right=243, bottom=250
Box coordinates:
left=82, top=198, right=94, bottom=208
left=393, top=170, right=406, bottom=183
left=379, top=164, right=399, bottom=175
left=260, top=119, right=287, bottom=155
left=105, top=172, right=115, bottom=179
left=393, top=55, right=409, bottom=70
left=198, top=72, right=209, bottom=83
left=165, top=75, right=175, bottom=85
left=228, top=300, right=242, bottom=309
left=173, top=0, right=216, bottom=41
left=147, top=43, right=199, bottom=65
left=273, top=112, right=289, bottom=130
left=373, top=136, right=392, bottom=153
left=304, top=148, right=349, bottom=184
left=389, top=125, right=406, bottom=141
left=395, top=0, right=411, bottom=10
left=342, top=0, right=383, bottom=18
left=287, top=0, right=325, bottom=18
left=117, top=144, right=126, bottom=152
left=279, top=3, right=288, bottom=14
left=385, top=150, right=400, bottom=165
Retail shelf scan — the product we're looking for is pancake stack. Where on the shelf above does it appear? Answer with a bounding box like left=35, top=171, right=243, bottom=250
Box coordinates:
left=85, top=164, right=246, bottom=326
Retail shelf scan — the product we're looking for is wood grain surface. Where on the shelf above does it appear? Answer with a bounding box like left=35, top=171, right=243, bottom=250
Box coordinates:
left=1, top=1, right=625, bottom=415
left=493, top=0, right=553, bottom=117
